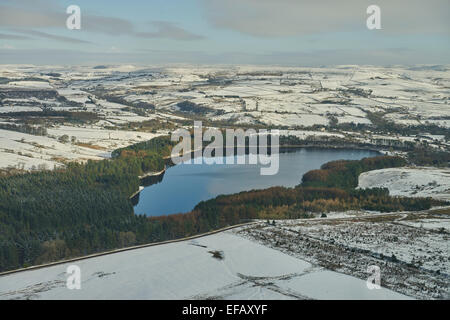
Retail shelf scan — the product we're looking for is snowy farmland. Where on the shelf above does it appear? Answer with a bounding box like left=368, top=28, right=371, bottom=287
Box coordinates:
left=0, top=231, right=410, bottom=300
left=0, top=127, right=160, bottom=170
left=0, top=64, right=449, bottom=171
left=358, top=167, right=450, bottom=201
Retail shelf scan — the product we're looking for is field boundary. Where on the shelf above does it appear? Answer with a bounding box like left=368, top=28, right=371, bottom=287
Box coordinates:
left=0, top=221, right=256, bottom=277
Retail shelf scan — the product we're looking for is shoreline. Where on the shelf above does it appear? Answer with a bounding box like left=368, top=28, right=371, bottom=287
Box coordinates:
left=129, top=144, right=382, bottom=202
left=129, top=168, right=167, bottom=200
left=129, top=186, right=144, bottom=199
left=138, top=168, right=166, bottom=180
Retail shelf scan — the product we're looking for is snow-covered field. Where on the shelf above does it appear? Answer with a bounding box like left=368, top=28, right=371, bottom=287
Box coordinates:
left=0, top=232, right=409, bottom=300
left=358, top=167, right=450, bottom=201
left=0, top=64, right=449, bottom=170
left=235, top=208, right=450, bottom=299
left=2, top=65, right=450, bottom=127
left=0, top=127, right=160, bottom=170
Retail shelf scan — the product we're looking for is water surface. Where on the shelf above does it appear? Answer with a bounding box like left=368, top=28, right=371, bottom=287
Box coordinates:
left=134, top=148, right=378, bottom=216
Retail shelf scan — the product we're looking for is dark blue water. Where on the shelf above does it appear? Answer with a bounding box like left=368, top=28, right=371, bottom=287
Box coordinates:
left=134, top=148, right=378, bottom=216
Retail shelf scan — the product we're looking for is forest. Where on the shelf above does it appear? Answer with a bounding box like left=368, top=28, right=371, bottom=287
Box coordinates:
left=0, top=136, right=446, bottom=272
left=0, top=138, right=167, bottom=271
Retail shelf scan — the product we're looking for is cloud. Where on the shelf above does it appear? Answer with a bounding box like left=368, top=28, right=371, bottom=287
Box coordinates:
left=82, top=15, right=134, bottom=35
left=0, top=2, right=202, bottom=41
left=0, top=3, right=134, bottom=36
left=136, top=21, right=204, bottom=40
left=201, top=0, right=450, bottom=37
left=0, top=32, right=31, bottom=40
left=10, top=29, right=92, bottom=44
left=0, top=5, right=63, bottom=29
left=0, top=44, right=15, bottom=50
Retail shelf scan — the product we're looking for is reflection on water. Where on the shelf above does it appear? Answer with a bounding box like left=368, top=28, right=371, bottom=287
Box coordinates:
left=134, top=148, right=379, bottom=216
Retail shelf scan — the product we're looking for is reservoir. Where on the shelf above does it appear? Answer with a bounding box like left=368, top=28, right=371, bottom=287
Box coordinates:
left=133, top=148, right=379, bottom=216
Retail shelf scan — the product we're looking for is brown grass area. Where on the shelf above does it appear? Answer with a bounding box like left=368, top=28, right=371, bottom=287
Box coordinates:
left=428, top=207, right=450, bottom=216
left=133, top=85, right=161, bottom=90
left=50, top=156, right=69, bottom=163
left=401, top=207, right=450, bottom=221
left=75, top=142, right=107, bottom=150
left=349, top=214, right=402, bottom=223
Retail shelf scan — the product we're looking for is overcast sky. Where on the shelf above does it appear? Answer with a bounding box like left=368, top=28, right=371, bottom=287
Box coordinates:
left=0, top=0, right=449, bottom=66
